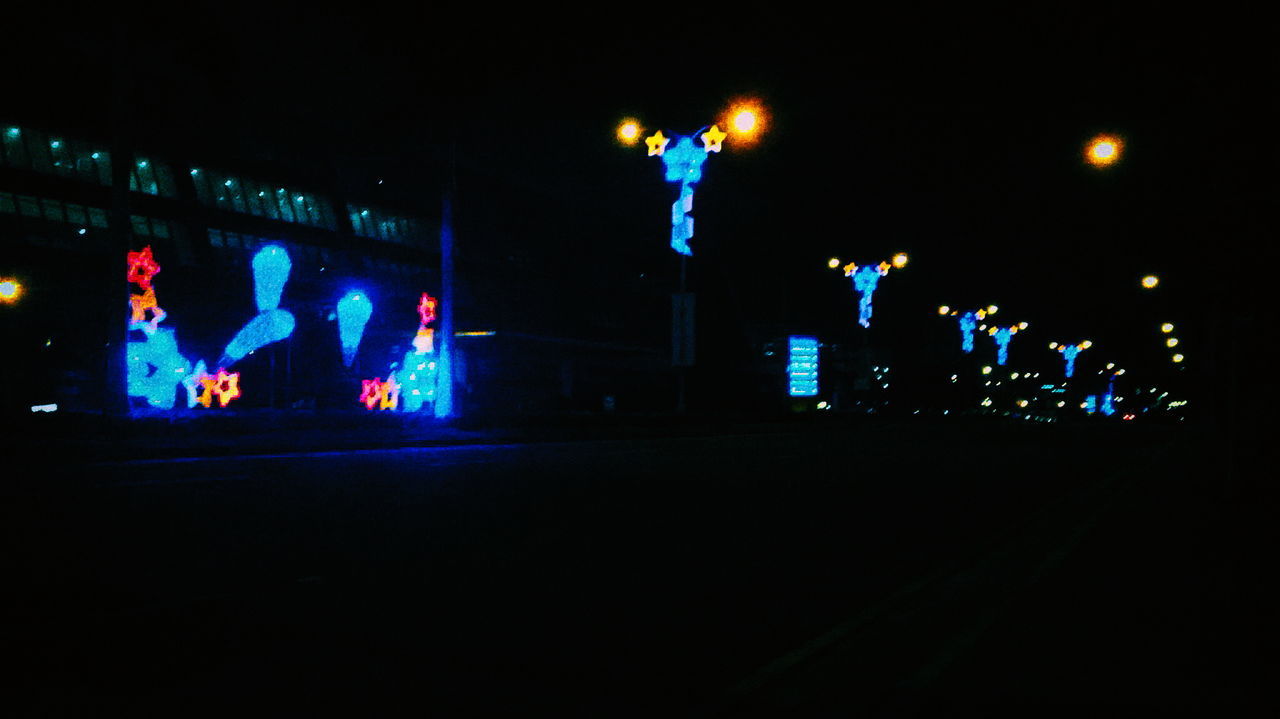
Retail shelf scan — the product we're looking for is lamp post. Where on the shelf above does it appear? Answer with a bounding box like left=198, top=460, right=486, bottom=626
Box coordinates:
left=618, top=100, right=767, bottom=412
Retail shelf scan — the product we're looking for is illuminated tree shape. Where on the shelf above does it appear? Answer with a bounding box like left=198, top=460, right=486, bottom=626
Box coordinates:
left=126, top=245, right=161, bottom=290
left=252, top=245, right=291, bottom=313
left=221, top=309, right=295, bottom=366
left=336, top=290, right=373, bottom=367
left=126, top=327, right=192, bottom=409
left=394, top=352, right=438, bottom=412
left=987, top=325, right=1021, bottom=366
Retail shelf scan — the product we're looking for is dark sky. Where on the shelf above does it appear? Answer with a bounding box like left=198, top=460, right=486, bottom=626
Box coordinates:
left=6, top=7, right=1275, bottom=386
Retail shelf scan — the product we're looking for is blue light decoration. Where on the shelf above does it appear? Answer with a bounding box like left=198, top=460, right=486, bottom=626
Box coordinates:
left=1052, top=340, right=1091, bottom=378
left=787, top=336, right=819, bottom=397
left=385, top=292, right=440, bottom=412
left=125, top=246, right=195, bottom=409
left=336, top=290, right=373, bottom=367
left=221, top=309, right=296, bottom=366
left=987, top=322, right=1026, bottom=366
left=127, top=327, right=192, bottom=409
left=647, top=126, right=725, bottom=256
left=252, top=245, right=291, bottom=312
left=1101, top=375, right=1116, bottom=416
left=218, top=245, right=295, bottom=367
left=1083, top=395, right=1098, bottom=414
left=839, top=258, right=905, bottom=328
left=958, top=312, right=977, bottom=352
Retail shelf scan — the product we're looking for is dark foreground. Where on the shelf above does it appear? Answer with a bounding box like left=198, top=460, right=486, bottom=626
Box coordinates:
left=3, top=419, right=1273, bottom=715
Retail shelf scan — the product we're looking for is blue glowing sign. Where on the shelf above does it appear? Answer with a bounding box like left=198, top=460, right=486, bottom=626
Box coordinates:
left=1083, top=394, right=1097, bottom=414
left=787, top=336, right=819, bottom=396
left=336, top=290, right=373, bottom=367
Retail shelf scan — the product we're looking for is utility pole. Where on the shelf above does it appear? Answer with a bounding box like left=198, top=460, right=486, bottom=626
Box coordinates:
left=434, top=149, right=456, bottom=419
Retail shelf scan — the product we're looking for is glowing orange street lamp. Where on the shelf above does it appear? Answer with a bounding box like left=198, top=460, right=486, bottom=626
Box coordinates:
left=616, top=118, right=643, bottom=146
left=722, top=98, right=768, bottom=147
left=0, top=278, right=21, bottom=304
left=1085, top=133, right=1123, bottom=167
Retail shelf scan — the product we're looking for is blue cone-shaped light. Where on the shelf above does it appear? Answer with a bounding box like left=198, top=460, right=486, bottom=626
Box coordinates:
left=221, top=308, right=295, bottom=366
left=337, top=290, right=373, bottom=367
left=252, top=245, right=292, bottom=312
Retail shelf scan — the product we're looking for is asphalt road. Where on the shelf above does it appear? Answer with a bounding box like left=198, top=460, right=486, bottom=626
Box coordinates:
left=3, top=421, right=1267, bottom=715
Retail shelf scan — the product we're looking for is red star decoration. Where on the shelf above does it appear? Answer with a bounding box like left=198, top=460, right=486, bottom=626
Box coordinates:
left=417, top=293, right=438, bottom=326
left=127, top=246, right=161, bottom=290
left=360, top=378, right=385, bottom=410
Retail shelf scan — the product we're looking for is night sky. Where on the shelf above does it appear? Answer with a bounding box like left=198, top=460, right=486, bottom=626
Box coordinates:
left=6, top=8, right=1274, bottom=399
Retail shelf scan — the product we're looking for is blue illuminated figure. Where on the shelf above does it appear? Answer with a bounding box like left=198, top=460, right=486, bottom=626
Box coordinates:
left=336, top=290, right=373, bottom=367
left=218, top=245, right=295, bottom=367
left=987, top=322, right=1026, bottom=366
left=843, top=262, right=890, bottom=328
left=127, top=327, right=193, bottom=409
left=662, top=136, right=708, bottom=256
left=787, top=336, right=819, bottom=397
left=958, top=312, right=977, bottom=352
left=1101, top=375, right=1116, bottom=416
left=1083, top=395, right=1098, bottom=414
left=1053, top=340, right=1091, bottom=378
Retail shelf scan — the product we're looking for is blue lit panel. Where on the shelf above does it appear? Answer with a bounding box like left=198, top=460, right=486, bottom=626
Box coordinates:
left=787, top=336, right=819, bottom=397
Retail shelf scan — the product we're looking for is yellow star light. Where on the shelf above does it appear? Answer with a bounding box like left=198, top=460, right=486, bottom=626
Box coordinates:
left=701, top=125, right=727, bottom=153
left=645, top=131, right=669, bottom=157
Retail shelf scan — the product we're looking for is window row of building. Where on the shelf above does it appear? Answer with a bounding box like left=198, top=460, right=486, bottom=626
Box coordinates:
left=0, top=191, right=172, bottom=239
left=3, top=123, right=427, bottom=246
